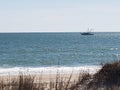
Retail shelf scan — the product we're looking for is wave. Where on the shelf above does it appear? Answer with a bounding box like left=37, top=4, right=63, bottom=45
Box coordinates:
left=0, top=65, right=101, bottom=76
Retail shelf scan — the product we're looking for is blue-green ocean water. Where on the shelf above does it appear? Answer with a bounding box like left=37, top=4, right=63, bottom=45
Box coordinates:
left=0, top=32, right=120, bottom=75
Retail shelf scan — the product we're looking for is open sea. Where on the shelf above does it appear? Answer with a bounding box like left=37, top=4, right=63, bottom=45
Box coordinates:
left=0, top=32, right=120, bottom=75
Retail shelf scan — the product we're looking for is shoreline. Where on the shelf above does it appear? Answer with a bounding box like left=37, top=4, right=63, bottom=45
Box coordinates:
left=0, top=61, right=119, bottom=90
left=0, top=65, right=101, bottom=76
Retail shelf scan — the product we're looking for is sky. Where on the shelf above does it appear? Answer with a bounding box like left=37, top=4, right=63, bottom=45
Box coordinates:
left=0, top=0, right=120, bottom=32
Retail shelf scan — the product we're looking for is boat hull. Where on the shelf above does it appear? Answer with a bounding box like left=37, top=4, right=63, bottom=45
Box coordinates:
left=81, top=33, right=94, bottom=35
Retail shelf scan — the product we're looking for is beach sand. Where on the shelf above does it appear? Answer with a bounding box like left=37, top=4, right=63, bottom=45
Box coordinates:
left=0, top=73, right=82, bottom=90
left=0, top=73, right=80, bottom=83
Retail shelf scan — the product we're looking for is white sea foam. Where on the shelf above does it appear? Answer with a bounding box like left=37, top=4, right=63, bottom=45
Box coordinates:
left=110, top=48, right=118, bottom=50
left=0, top=66, right=101, bottom=76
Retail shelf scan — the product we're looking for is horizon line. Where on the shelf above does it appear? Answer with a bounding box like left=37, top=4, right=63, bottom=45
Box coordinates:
left=0, top=31, right=119, bottom=33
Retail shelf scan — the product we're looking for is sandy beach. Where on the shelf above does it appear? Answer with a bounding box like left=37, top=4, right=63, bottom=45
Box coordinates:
left=0, top=62, right=120, bottom=90
left=0, top=73, right=80, bottom=83
left=0, top=73, right=82, bottom=90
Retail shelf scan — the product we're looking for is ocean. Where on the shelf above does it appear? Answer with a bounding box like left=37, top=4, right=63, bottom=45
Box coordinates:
left=0, top=32, right=119, bottom=75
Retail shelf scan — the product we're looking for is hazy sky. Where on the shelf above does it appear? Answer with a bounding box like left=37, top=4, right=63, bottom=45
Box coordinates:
left=0, top=0, right=120, bottom=32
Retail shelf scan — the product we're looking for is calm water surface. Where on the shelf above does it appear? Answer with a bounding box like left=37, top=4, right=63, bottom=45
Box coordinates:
left=0, top=32, right=119, bottom=68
